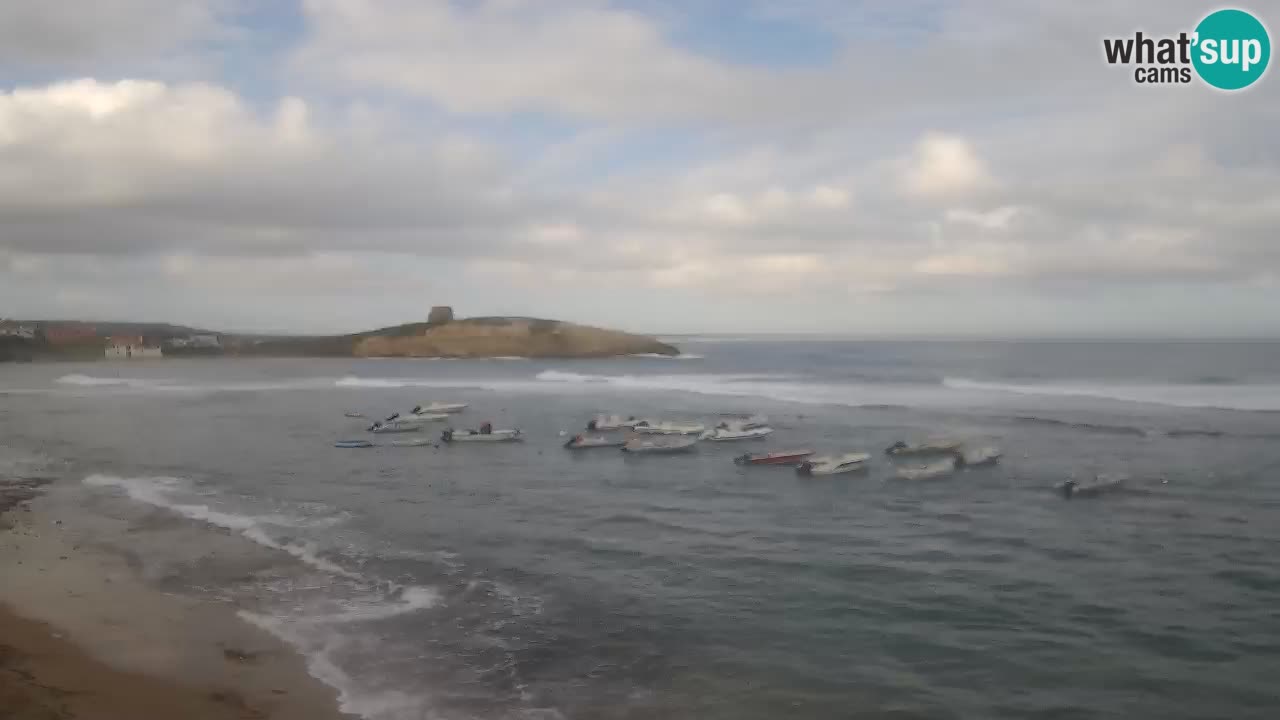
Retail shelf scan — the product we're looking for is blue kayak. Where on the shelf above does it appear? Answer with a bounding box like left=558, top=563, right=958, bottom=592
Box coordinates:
left=334, top=439, right=375, bottom=449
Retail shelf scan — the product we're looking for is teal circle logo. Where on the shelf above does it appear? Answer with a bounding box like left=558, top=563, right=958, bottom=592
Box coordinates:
left=1192, top=9, right=1270, bottom=90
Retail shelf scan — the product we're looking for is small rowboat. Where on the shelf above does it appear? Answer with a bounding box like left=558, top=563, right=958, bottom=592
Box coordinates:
left=441, top=428, right=523, bottom=443
left=734, top=449, right=814, bottom=466
left=586, top=414, right=642, bottom=431
left=632, top=420, right=706, bottom=436
left=797, top=453, right=871, bottom=476
left=564, top=434, right=627, bottom=450
left=334, top=439, right=375, bottom=449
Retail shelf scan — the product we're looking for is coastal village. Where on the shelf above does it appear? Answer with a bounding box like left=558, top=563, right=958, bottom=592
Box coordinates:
left=0, top=319, right=222, bottom=361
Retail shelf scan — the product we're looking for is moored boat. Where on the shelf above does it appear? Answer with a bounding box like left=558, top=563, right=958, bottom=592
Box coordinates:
left=957, top=446, right=1002, bottom=467
left=884, top=438, right=964, bottom=456
left=334, top=439, right=375, bottom=448
left=797, top=453, right=871, bottom=476
left=622, top=436, right=699, bottom=453
left=1058, top=474, right=1125, bottom=499
left=441, top=427, right=522, bottom=443
left=415, top=402, right=468, bottom=414
left=632, top=420, right=706, bottom=436
left=734, top=449, right=814, bottom=466
left=586, top=414, right=642, bottom=431
left=404, top=410, right=451, bottom=423
left=367, top=420, right=423, bottom=434
left=564, top=434, right=627, bottom=450
left=702, top=420, right=774, bottom=441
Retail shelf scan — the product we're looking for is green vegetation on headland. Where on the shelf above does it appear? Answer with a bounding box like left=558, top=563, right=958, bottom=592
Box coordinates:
left=2, top=309, right=677, bottom=361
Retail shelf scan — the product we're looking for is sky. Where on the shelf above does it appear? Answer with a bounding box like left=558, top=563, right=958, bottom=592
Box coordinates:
left=1, top=0, right=1278, bottom=337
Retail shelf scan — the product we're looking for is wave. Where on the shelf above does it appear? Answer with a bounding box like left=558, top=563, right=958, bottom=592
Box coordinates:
left=82, top=474, right=359, bottom=579
left=57, top=373, right=158, bottom=388
left=630, top=353, right=705, bottom=360
left=1009, top=415, right=1151, bottom=437
left=943, top=377, right=1280, bottom=412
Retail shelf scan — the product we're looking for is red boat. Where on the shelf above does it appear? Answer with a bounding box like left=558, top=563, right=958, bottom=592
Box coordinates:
left=734, top=449, right=814, bottom=466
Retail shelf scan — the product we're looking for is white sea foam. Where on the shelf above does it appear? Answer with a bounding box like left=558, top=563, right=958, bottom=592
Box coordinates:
left=82, top=474, right=361, bottom=578
left=942, top=377, right=1280, bottom=411
left=630, top=353, right=705, bottom=360
left=238, top=612, right=432, bottom=720
left=57, top=373, right=159, bottom=388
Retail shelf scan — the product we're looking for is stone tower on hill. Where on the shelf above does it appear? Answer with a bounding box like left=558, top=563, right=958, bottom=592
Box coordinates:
left=428, top=306, right=454, bottom=325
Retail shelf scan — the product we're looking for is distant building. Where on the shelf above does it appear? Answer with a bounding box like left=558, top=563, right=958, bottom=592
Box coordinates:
left=42, top=322, right=98, bottom=344
left=188, top=334, right=221, bottom=348
left=0, top=320, right=35, bottom=339
left=105, top=335, right=163, bottom=360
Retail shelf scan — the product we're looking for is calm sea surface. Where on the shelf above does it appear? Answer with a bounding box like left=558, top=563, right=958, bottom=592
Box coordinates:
left=3, top=340, right=1280, bottom=719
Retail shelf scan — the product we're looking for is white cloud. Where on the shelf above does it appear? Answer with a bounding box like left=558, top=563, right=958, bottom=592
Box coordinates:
left=901, top=132, right=992, bottom=199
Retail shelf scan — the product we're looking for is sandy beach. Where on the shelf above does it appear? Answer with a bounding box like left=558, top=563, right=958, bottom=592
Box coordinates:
left=0, top=476, right=349, bottom=720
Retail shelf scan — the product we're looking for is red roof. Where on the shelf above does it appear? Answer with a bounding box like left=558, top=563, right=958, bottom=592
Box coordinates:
left=106, top=335, right=144, bottom=347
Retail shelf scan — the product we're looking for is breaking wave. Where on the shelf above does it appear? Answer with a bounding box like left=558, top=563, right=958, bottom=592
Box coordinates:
left=943, top=377, right=1280, bottom=412
left=83, top=474, right=359, bottom=579
left=57, top=373, right=160, bottom=388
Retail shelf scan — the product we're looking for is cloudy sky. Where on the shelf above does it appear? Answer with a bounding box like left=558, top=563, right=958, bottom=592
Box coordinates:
left=1, top=1, right=1277, bottom=337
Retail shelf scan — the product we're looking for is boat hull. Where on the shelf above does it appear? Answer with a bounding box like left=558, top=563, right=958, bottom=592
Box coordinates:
left=734, top=450, right=813, bottom=466
left=442, top=429, right=522, bottom=443
left=703, top=427, right=774, bottom=441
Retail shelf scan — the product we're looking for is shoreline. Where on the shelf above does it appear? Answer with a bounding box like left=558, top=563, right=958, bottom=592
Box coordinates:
left=0, top=478, right=352, bottom=720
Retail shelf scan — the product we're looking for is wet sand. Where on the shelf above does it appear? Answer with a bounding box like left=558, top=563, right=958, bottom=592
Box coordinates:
left=0, top=477, right=349, bottom=720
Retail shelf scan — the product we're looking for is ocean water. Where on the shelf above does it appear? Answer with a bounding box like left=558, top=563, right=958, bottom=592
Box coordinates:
left=3, top=340, right=1280, bottom=719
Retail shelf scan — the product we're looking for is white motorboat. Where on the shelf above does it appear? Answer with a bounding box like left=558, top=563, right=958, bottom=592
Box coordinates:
left=894, top=458, right=959, bottom=480
left=441, top=428, right=522, bottom=443
left=367, top=420, right=423, bottom=434
left=586, top=414, right=642, bottom=431
left=701, top=420, right=774, bottom=441
left=563, top=434, right=627, bottom=450
left=415, top=402, right=468, bottom=414
left=632, top=420, right=706, bottom=436
left=884, top=438, right=964, bottom=456
left=404, top=411, right=451, bottom=423
left=1059, top=474, right=1125, bottom=499
left=957, top=446, right=1002, bottom=467
left=622, top=436, right=699, bottom=453
left=797, top=453, right=870, bottom=476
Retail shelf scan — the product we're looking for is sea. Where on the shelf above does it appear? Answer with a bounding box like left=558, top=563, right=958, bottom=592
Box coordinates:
left=3, top=339, right=1280, bottom=720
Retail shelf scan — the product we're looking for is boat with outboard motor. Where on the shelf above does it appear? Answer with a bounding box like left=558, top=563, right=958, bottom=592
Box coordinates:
left=586, top=414, right=642, bottom=431
left=632, top=420, right=706, bottom=436
left=797, top=453, right=871, bottom=476
left=884, top=438, right=964, bottom=456
left=563, top=434, right=627, bottom=450
left=367, top=419, right=423, bottom=434
left=622, top=436, right=699, bottom=453
left=1058, top=474, right=1125, bottom=499
left=441, top=426, right=523, bottom=443
left=415, top=402, right=468, bottom=414
left=734, top=449, right=814, bottom=466
left=702, top=418, right=774, bottom=441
